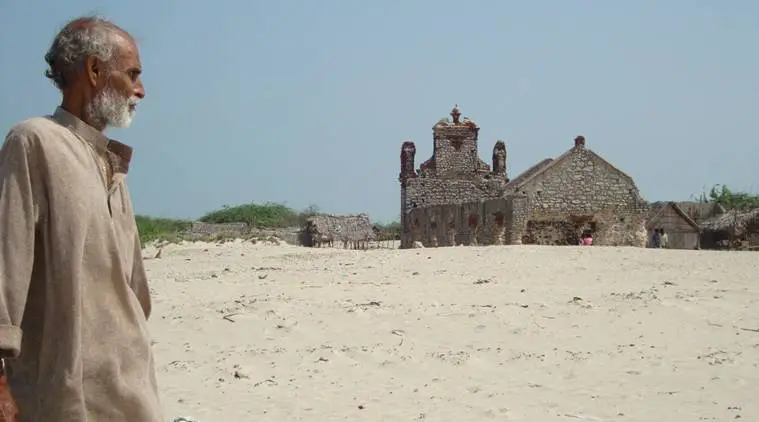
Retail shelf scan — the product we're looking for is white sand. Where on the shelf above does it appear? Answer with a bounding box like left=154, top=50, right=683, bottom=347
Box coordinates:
left=145, top=241, right=759, bottom=421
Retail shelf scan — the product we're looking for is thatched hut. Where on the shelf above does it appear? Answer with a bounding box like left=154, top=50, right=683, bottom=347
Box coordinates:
left=646, top=202, right=701, bottom=249
left=676, top=201, right=727, bottom=224
left=302, top=213, right=377, bottom=249
left=700, top=208, right=759, bottom=250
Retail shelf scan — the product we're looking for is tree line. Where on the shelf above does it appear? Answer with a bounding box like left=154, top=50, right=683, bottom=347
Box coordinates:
left=696, top=184, right=759, bottom=210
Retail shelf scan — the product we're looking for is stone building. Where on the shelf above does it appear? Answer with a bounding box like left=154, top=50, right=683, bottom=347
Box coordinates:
left=399, top=106, right=649, bottom=248
left=399, top=106, right=510, bottom=248
left=504, top=135, right=649, bottom=246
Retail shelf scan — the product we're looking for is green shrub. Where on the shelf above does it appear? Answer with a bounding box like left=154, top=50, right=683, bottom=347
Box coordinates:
left=198, top=202, right=318, bottom=228
left=135, top=215, right=191, bottom=245
left=134, top=202, right=396, bottom=246
left=373, top=220, right=401, bottom=241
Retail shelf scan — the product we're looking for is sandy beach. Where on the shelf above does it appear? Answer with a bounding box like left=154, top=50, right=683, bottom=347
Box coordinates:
left=144, top=241, right=759, bottom=421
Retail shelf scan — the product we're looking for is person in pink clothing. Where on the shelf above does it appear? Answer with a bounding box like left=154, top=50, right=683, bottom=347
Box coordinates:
left=579, top=230, right=593, bottom=246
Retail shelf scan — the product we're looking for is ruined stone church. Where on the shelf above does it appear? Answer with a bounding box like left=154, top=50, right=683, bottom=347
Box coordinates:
left=399, top=105, right=648, bottom=248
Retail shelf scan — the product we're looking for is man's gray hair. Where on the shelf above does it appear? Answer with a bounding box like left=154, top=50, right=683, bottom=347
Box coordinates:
left=44, top=16, right=125, bottom=90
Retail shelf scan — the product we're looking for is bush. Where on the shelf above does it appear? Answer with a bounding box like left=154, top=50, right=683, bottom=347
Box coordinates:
left=198, top=202, right=319, bottom=228
left=134, top=202, right=395, bottom=246
left=135, top=215, right=192, bottom=245
left=373, top=220, right=401, bottom=241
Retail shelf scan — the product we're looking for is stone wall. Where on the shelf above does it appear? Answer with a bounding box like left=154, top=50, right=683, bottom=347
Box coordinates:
left=507, top=194, right=529, bottom=245
left=404, top=196, right=531, bottom=248
left=188, top=222, right=302, bottom=244
left=402, top=178, right=507, bottom=215
left=421, top=132, right=489, bottom=179
left=190, top=222, right=250, bottom=236
left=399, top=109, right=649, bottom=249
left=513, top=142, right=648, bottom=247
left=258, top=227, right=302, bottom=245
left=401, top=178, right=508, bottom=248
left=399, top=106, right=512, bottom=248
left=405, top=199, right=506, bottom=247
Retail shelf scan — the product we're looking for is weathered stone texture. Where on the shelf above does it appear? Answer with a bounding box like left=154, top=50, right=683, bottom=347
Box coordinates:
left=492, top=140, right=507, bottom=178
left=511, top=142, right=648, bottom=247
left=507, top=194, right=529, bottom=245
left=399, top=107, right=648, bottom=249
left=191, top=222, right=249, bottom=236
left=404, top=195, right=531, bottom=248
left=403, top=178, right=506, bottom=214
left=400, top=106, right=509, bottom=248
left=420, top=111, right=491, bottom=180
left=517, top=147, right=642, bottom=213
left=406, top=199, right=503, bottom=247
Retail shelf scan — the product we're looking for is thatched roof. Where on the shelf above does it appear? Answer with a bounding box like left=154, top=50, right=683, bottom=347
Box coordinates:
left=305, top=213, right=376, bottom=241
left=645, top=201, right=699, bottom=230
left=676, top=201, right=726, bottom=223
left=646, top=201, right=667, bottom=220
left=648, top=201, right=727, bottom=225
left=700, top=207, right=759, bottom=234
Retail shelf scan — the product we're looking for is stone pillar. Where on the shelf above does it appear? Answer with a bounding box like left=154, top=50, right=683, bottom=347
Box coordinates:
left=399, top=141, right=416, bottom=250
left=447, top=221, right=457, bottom=246
left=411, top=229, right=421, bottom=245
left=429, top=222, right=439, bottom=247
left=468, top=214, right=479, bottom=246
left=400, top=187, right=409, bottom=248
left=491, top=212, right=505, bottom=245
left=410, top=216, right=422, bottom=246
left=506, top=195, right=529, bottom=245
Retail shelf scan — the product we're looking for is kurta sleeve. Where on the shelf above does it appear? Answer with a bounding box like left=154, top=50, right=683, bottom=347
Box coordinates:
left=0, top=129, right=39, bottom=358
left=130, top=230, right=152, bottom=320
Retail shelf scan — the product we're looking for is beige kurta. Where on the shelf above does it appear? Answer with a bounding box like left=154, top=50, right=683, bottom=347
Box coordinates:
left=0, top=107, right=162, bottom=421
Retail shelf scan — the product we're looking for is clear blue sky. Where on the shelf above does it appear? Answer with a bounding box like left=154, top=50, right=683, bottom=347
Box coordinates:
left=1, top=1, right=757, bottom=223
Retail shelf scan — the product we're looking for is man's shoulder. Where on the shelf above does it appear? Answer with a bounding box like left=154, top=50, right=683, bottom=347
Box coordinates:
left=5, top=116, right=62, bottom=141
left=8, top=116, right=62, bottom=135
left=3, top=115, right=71, bottom=155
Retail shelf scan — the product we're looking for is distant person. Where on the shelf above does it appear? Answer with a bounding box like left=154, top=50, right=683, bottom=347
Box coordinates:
left=0, top=16, right=162, bottom=421
left=651, top=229, right=661, bottom=248
left=660, top=228, right=669, bottom=249
left=583, top=233, right=593, bottom=246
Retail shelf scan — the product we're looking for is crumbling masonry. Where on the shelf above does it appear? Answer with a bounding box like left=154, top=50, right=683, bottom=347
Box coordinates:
left=399, top=106, right=648, bottom=248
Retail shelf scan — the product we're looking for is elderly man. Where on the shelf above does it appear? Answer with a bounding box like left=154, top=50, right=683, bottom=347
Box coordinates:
left=0, top=16, right=162, bottom=421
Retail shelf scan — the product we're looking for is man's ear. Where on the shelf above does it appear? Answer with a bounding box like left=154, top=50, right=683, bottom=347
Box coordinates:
left=84, top=56, right=102, bottom=87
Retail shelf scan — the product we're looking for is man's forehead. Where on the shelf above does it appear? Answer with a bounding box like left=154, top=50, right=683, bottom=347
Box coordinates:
left=112, top=32, right=141, bottom=66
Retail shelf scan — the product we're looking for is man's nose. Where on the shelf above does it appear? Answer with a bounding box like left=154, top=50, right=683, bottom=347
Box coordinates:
left=134, top=79, right=146, bottom=99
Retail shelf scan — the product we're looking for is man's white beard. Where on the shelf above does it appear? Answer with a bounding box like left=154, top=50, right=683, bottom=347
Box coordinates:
left=86, top=86, right=139, bottom=129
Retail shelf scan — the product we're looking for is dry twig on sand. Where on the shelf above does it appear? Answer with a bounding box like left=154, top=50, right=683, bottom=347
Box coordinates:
left=222, top=313, right=240, bottom=323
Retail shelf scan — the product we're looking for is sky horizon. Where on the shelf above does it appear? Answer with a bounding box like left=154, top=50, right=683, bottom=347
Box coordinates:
left=1, top=1, right=757, bottom=223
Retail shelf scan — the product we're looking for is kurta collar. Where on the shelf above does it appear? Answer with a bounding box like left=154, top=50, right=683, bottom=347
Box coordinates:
left=51, top=106, right=134, bottom=174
